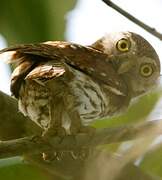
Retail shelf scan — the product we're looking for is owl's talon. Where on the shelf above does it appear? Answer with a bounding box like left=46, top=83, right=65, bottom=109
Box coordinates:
left=70, top=148, right=91, bottom=160
left=42, top=151, right=64, bottom=162
left=42, top=152, right=55, bottom=162
left=55, top=151, right=64, bottom=161
left=70, top=151, right=78, bottom=160
left=42, top=127, right=67, bottom=149
left=79, top=149, right=90, bottom=160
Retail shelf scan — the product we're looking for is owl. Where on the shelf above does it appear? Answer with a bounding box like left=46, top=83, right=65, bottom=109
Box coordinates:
left=0, top=32, right=160, bottom=140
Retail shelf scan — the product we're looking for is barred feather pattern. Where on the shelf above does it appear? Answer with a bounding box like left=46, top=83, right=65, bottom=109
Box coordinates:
left=17, top=63, right=129, bottom=131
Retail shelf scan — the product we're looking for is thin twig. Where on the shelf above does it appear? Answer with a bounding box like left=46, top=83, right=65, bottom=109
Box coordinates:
left=0, top=119, right=162, bottom=159
left=102, top=0, right=162, bottom=41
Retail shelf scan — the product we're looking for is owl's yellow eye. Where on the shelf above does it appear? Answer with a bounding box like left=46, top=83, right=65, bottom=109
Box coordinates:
left=116, top=38, right=130, bottom=52
left=140, top=64, right=153, bottom=77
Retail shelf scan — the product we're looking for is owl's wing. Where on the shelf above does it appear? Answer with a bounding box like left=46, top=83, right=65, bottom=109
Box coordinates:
left=0, top=41, right=127, bottom=96
left=7, top=54, right=66, bottom=98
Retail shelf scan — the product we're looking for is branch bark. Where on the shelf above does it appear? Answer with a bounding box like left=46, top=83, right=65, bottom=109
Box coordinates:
left=102, top=0, right=162, bottom=41
left=0, top=119, right=161, bottom=159
left=0, top=90, right=161, bottom=180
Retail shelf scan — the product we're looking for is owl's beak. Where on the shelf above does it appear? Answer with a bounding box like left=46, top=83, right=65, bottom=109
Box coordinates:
left=108, top=54, right=136, bottom=74
left=117, top=59, right=135, bottom=74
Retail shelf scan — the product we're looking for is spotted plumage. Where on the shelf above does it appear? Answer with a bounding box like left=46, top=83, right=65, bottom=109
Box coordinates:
left=0, top=31, right=160, bottom=137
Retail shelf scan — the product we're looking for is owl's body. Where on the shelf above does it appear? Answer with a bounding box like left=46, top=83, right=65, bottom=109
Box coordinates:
left=0, top=32, right=160, bottom=136
left=18, top=61, right=128, bottom=133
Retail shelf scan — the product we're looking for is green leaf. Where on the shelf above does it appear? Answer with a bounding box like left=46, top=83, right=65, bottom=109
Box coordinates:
left=0, top=157, right=22, bottom=168
left=0, top=157, right=51, bottom=180
left=92, top=91, right=161, bottom=129
left=139, top=145, right=162, bottom=178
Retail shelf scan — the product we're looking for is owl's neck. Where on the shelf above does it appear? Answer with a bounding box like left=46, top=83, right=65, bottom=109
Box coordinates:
left=121, top=74, right=143, bottom=99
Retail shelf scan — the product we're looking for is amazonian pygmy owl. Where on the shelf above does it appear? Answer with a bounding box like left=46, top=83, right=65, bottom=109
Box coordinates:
left=0, top=32, right=160, bottom=138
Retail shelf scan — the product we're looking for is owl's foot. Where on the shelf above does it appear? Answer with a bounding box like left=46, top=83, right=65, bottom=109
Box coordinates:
left=42, top=126, right=66, bottom=141
left=42, top=127, right=67, bottom=162
left=69, top=125, right=95, bottom=160
left=70, top=148, right=92, bottom=160
left=42, top=151, right=64, bottom=162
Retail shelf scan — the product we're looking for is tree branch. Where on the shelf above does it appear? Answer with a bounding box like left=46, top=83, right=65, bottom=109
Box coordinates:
left=0, top=91, right=41, bottom=140
left=102, top=0, right=162, bottom=41
left=0, top=90, right=161, bottom=179
left=0, top=119, right=161, bottom=159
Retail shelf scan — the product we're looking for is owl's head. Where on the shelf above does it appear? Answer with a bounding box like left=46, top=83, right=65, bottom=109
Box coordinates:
left=92, top=32, right=160, bottom=97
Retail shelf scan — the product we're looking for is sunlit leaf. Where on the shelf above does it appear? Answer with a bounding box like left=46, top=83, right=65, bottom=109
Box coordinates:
left=92, top=91, right=161, bottom=128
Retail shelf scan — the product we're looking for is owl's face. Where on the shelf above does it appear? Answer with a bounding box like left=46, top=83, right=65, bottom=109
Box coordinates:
left=92, top=32, right=160, bottom=97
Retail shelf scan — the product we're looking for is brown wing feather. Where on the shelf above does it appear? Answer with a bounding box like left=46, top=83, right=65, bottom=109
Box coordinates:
left=10, top=55, right=42, bottom=98
left=0, top=41, right=127, bottom=96
left=26, top=62, right=66, bottom=81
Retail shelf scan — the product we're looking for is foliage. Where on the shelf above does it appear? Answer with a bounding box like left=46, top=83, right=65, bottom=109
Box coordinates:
left=0, top=0, right=75, bottom=44
left=0, top=157, right=51, bottom=180
left=92, top=91, right=161, bottom=128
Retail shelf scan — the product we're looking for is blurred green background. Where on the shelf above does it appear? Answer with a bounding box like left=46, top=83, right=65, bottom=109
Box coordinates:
left=0, top=0, right=76, bottom=45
